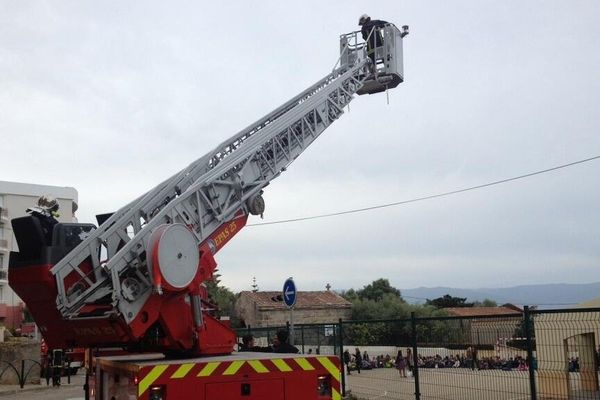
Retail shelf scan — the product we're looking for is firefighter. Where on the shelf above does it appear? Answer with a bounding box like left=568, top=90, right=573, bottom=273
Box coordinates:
left=239, top=334, right=272, bottom=352
left=26, top=195, right=60, bottom=244
left=50, top=349, right=63, bottom=386
left=273, top=330, right=299, bottom=354
left=358, top=14, right=388, bottom=70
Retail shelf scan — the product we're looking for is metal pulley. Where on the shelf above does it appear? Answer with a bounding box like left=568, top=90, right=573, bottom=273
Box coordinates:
left=147, top=224, right=200, bottom=294
left=246, top=193, right=265, bottom=216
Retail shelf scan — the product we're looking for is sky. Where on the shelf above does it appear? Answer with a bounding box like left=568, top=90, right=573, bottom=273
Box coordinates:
left=1, top=1, right=599, bottom=294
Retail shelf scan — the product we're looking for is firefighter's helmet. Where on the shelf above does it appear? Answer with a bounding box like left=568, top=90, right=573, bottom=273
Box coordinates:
left=358, top=14, right=370, bottom=26
left=37, top=195, right=59, bottom=212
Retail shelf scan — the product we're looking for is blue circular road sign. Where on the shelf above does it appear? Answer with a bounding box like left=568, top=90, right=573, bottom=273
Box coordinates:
left=282, top=277, right=297, bottom=308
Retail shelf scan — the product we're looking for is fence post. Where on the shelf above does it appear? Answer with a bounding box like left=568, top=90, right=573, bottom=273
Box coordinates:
left=66, top=360, right=71, bottom=384
left=411, top=312, right=421, bottom=400
left=19, top=359, right=25, bottom=388
left=45, top=360, right=51, bottom=386
left=338, top=318, right=346, bottom=397
left=317, top=325, right=321, bottom=353
left=301, top=325, right=305, bottom=354
left=524, top=306, right=537, bottom=400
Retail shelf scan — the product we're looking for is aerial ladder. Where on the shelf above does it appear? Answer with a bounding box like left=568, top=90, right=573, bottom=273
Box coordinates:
left=9, top=23, right=409, bottom=356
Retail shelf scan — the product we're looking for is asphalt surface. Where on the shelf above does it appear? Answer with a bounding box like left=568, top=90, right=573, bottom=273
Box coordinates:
left=0, top=373, right=85, bottom=400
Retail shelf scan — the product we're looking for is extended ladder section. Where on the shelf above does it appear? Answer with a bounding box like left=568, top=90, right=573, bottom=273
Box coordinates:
left=50, top=24, right=407, bottom=325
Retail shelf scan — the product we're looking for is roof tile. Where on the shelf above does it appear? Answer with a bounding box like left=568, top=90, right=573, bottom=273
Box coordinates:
left=443, top=307, right=522, bottom=317
left=239, top=291, right=351, bottom=310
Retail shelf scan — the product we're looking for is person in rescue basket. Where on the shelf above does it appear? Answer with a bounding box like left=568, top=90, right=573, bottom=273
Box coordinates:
left=358, top=14, right=388, bottom=68
left=273, top=330, right=299, bottom=354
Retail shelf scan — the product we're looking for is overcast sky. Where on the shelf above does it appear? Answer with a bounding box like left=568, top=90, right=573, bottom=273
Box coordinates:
left=1, top=1, right=599, bottom=294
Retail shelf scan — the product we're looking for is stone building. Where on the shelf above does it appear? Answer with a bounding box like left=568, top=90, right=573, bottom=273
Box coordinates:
left=234, top=290, right=352, bottom=328
left=444, top=305, right=523, bottom=346
left=534, top=299, right=600, bottom=399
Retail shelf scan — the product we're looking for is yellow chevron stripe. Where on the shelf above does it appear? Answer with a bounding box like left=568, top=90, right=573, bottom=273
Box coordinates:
left=223, top=361, right=245, bottom=375
left=272, top=359, right=293, bottom=372
left=317, top=357, right=341, bottom=382
left=170, top=363, right=194, bottom=379
left=332, top=387, right=341, bottom=400
left=248, top=360, right=269, bottom=373
left=294, top=358, right=315, bottom=371
left=198, top=362, right=220, bottom=377
left=138, top=365, right=168, bottom=397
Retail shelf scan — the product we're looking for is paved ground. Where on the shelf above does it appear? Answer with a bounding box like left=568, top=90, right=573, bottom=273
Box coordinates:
left=3, top=368, right=599, bottom=400
left=345, top=368, right=600, bottom=400
left=0, top=373, right=85, bottom=400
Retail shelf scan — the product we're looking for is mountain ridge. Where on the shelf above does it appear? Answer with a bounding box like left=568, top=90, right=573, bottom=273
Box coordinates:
left=401, top=282, right=600, bottom=308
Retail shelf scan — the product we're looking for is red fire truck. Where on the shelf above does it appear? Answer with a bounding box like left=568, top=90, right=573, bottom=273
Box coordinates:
left=89, top=352, right=341, bottom=400
left=9, top=22, right=408, bottom=399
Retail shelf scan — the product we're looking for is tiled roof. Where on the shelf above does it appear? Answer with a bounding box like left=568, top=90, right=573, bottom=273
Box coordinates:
left=576, top=298, right=600, bottom=308
left=239, top=291, right=351, bottom=310
left=444, top=306, right=522, bottom=317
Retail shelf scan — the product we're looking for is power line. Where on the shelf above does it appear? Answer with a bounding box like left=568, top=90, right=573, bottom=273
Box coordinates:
left=248, top=154, right=600, bottom=226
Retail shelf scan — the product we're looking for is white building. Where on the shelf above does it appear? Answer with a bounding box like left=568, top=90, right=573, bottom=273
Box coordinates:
left=0, top=180, right=78, bottom=313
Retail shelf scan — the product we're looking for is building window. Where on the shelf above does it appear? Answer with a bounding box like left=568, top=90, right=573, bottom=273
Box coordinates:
left=0, top=253, right=3, bottom=268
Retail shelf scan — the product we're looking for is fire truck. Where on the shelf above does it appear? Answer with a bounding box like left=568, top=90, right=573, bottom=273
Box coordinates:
left=9, top=22, right=408, bottom=399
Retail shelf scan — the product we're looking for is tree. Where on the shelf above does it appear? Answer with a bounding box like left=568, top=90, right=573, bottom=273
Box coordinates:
left=426, top=294, right=473, bottom=308
left=351, top=293, right=409, bottom=321
left=341, top=288, right=359, bottom=302
left=472, top=299, right=498, bottom=307
left=205, top=270, right=239, bottom=326
left=355, top=278, right=403, bottom=302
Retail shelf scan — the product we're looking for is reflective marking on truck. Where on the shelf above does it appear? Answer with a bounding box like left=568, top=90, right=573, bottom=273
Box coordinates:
left=170, top=363, right=194, bottom=379
left=138, top=364, right=168, bottom=397
left=222, top=360, right=245, bottom=375
left=316, top=357, right=342, bottom=400
left=271, top=358, right=293, bottom=372
left=136, top=356, right=343, bottom=397
left=332, top=388, right=341, bottom=400
left=316, top=357, right=340, bottom=381
left=294, top=357, right=315, bottom=371
left=197, top=362, right=220, bottom=377
left=247, top=360, right=269, bottom=373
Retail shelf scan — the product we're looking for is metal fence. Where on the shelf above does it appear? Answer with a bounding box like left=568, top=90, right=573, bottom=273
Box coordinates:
left=236, top=306, right=600, bottom=400
left=236, top=322, right=340, bottom=356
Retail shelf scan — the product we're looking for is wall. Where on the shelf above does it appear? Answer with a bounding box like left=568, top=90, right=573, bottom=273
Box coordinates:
left=470, top=317, right=521, bottom=345
left=535, top=311, right=600, bottom=399
left=0, top=304, right=24, bottom=330
left=256, top=307, right=352, bottom=327
left=234, top=294, right=351, bottom=328
left=0, top=339, right=40, bottom=385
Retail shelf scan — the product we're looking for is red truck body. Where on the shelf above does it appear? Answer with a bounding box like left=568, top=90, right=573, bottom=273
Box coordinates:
left=89, top=352, right=342, bottom=400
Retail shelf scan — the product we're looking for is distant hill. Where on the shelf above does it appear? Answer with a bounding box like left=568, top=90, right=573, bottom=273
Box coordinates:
left=401, top=282, right=600, bottom=308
